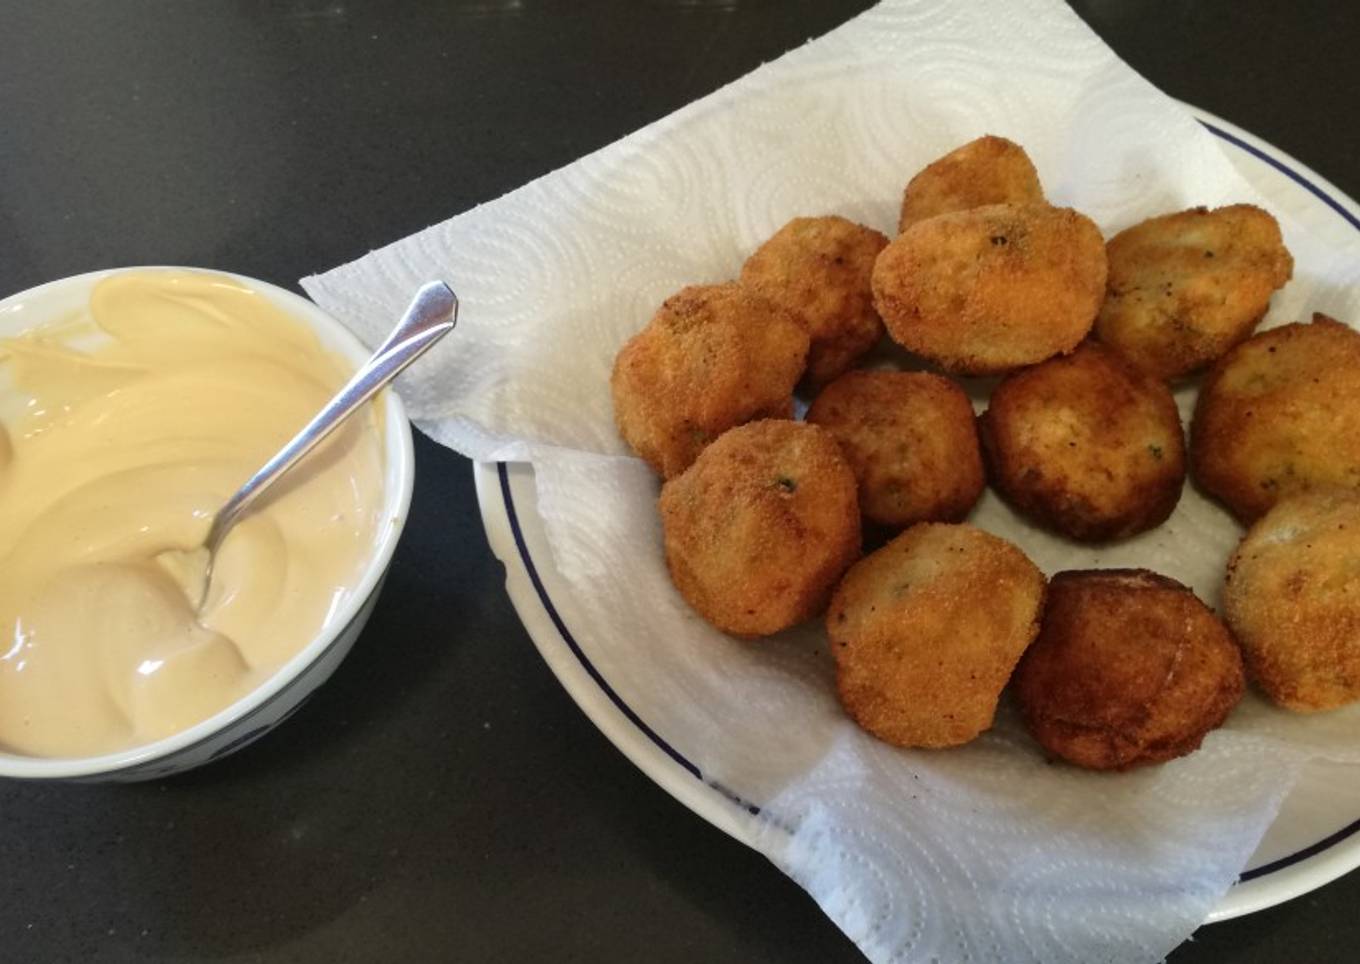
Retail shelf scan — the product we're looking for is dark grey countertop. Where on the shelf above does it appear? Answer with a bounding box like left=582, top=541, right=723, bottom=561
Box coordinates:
left=1, top=2, right=1357, bottom=961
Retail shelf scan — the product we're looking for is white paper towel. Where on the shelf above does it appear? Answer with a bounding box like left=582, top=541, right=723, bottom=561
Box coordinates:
left=302, top=1, right=1360, bottom=960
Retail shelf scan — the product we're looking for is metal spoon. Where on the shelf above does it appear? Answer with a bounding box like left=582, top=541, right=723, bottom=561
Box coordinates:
left=188, top=281, right=457, bottom=607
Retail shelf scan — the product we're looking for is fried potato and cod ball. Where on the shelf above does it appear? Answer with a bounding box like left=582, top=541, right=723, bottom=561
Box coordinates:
left=611, top=282, right=809, bottom=478
left=807, top=370, right=984, bottom=528
left=1225, top=490, right=1360, bottom=711
left=827, top=523, right=1045, bottom=748
left=897, top=134, right=1045, bottom=234
left=659, top=420, right=860, bottom=637
left=1095, top=204, right=1293, bottom=380
left=1014, top=570, right=1244, bottom=771
left=740, top=216, right=889, bottom=388
left=1191, top=314, right=1360, bottom=523
left=979, top=342, right=1186, bottom=542
left=872, top=203, right=1107, bottom=375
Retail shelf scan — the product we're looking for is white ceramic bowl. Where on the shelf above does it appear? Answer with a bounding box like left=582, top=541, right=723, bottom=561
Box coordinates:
left=0, top=266, right=414, bottom=781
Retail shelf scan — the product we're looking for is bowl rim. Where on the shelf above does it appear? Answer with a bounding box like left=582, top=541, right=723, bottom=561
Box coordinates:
left=0, top=265, right=415, bottom=778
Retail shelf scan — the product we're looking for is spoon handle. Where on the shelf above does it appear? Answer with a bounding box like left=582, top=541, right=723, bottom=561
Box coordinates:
left=204, top=282, right=458, bottom=557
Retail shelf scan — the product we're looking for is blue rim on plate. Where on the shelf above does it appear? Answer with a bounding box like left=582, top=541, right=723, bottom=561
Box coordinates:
left=481, top=109, right=1360, bottom=919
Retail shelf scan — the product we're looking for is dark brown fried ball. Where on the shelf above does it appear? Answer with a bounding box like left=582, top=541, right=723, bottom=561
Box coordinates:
left=1225, top=490, right=1360, bottom=711
left=1095, top=204, right=1293, bottom=380
left=897, top=135, right=1045, bottom=233
left=979, top=342, right=1186, bottom=541
left=740, top=216, right=889, bottom=388
left=659, top=419, right=860, bottom=637
left=806, top=370, right=983, bottom=528
left=1014, top=569, right=1244, bottom=770
left=827, top=523, right=1045, bottom=748
left=1191, top=314, right=1360, bottom=523
left=611, top=283, right=809, bottom=478
left=872, top=203, right=1107, bottom=375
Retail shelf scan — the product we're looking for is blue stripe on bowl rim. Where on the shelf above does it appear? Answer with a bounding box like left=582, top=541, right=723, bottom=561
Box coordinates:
left=496, top=118, right=1360, bottom=886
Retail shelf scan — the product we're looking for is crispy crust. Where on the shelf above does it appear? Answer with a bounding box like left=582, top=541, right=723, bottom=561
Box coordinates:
left=1013, top=569, right=1244, bottom=770
left=610, top=282, right=809, bottom=478
left=740, top=216, right=889, bottom=389
left=659, top=419, right=861, bottom=637
left=1224, top=490, right=1360, bottom=711
left=827, top=523, right=1045, bottom=748
left=872, top=203, right=1107, bottom=375
left=897, top=135, right=1045, bottom=234
left=807, top=370, right=984, bottom=528
left=1095, top=204, right=1293, bottom=380
left=1191, top=314, right=1360, bottom=522
left=979, top=342, right=1186, bottom=541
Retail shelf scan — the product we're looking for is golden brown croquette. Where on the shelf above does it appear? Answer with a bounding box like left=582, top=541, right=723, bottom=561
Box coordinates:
left=1225, top=490, right=1360, bottom=711
left=741, top=216, right=889, bottom=388
left=979, top=342, right=1186, bottom=541
left=1191, top=314, right=1360, bottom=523
left=1014, top=569, right=1244, bottom=770
left=828, top=523, right=1045, bottom=748
left=611, top=283, right=809, bottom=478
left=897, top=135, right=1045, bottom=233
left=807, top=370, right=984, bottom=528
left=872, top=203, right=1107, bottom=375
left=659, top=419, right=860, bottom=637
left=1095, top=204, right=1293, bottom=380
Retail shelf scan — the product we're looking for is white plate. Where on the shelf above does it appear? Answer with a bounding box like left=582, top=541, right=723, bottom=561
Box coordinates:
left=473, top=105, right=1360, bottom=923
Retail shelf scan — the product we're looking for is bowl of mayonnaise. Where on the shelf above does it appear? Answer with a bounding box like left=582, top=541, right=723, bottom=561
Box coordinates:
left=0, top=267, right=414, bottom=780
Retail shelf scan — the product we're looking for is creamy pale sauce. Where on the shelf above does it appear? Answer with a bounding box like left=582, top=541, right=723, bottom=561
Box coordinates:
left=0, top=271, right=383, bottom=757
